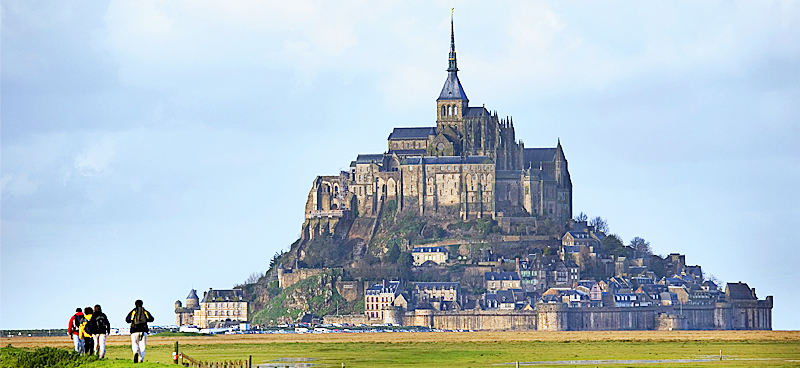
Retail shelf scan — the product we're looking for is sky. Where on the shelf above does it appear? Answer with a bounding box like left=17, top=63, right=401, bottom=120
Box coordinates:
left=1, top=1, right=798, bottom=330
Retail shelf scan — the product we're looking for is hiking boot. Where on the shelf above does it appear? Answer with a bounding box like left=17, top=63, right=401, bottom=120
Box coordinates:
left=133, top=353, right=138, bottom=363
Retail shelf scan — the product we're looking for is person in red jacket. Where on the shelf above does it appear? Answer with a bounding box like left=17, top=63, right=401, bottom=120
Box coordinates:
left=67, top=308, right=85, bottom=354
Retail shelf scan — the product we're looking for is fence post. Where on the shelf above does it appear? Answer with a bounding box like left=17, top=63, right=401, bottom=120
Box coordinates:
left=174, top=341, right=179, bottom=365
left=249, top=355, right=252, bottom=368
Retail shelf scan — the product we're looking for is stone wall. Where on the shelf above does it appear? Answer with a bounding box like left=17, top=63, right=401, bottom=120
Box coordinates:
left=277, top=268, right=330, bottom=289
left=378, top=300, right=773, bottom=331
left=335, top=281, right=362, bottom=302
left=323, top=314, right=367, bottom=325
left=657, top=313, right=687, bottom=331
left=714, top=297, right=773, bottom=330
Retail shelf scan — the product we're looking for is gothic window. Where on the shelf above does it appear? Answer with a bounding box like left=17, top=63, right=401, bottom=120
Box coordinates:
left=448, top=105, right=452, bottom=116
left=454, top=106, right=458, bottom=116
left=441, top=105, right=446, bottom=117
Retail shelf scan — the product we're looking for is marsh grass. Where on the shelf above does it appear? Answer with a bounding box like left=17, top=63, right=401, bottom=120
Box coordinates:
left=3, top=331, right=798, bottom=367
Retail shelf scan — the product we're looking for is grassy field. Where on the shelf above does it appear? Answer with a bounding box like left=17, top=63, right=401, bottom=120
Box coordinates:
left=3, top=331, right=799, bottom=367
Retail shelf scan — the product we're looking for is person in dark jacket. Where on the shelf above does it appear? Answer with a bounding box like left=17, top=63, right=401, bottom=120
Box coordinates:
left=125, top=300, right=154, bottom=363
left=80, top=307, right=94, bottom=355
left=90, top=304, right=111, bottom=358
left=67, top=308, right=85, bottom=354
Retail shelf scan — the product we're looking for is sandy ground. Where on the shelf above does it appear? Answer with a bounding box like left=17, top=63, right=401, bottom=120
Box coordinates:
left=3, top=330, right=799, bottom=349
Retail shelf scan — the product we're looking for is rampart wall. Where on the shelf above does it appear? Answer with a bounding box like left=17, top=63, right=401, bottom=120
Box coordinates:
left=383, top=301, right=772, bottom=331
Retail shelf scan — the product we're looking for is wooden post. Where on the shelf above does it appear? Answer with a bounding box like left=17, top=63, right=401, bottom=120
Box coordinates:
left=249, top=355, right=252, bottom=368
left=174, top=341, right=179, bottom=364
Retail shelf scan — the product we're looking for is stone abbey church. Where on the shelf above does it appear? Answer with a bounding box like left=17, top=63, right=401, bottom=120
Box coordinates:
left=303, top=21, right=571, bottom=239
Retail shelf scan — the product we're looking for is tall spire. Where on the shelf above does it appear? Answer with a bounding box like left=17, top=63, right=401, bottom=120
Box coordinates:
left=448, top=8, right=458, bottom=73
left=437, top=9, right=467, bottom=102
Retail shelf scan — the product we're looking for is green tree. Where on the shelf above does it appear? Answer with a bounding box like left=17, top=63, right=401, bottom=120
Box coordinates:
left=590, top=216, right=609, bottom=233
left=398, top=252, right=413, bottom=279
left=269, top=251, right=285, bottom=270
left=602, top=234, right=625, bottom=256
left=629, top=237, right=651, bottom=257
left=384, top=241, right=401, bottom=263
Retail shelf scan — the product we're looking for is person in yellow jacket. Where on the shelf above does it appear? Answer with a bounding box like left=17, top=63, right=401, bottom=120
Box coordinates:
left=79, top=307, right=94, bottom=355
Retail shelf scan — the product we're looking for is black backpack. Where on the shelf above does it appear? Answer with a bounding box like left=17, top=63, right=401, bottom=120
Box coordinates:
left=92, top=313, right=109, bottom=333
left=72, top=314, right=85, bottom=334
left=132, top=308, right=148, bottom=325
left=84, top=315, right=95, bottom=334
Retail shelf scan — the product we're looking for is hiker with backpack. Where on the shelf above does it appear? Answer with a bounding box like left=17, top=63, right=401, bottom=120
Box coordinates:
left=88, top=304, right=111, bottom=358
left=67, top=308, right=85, bottom=354
left=125, top=299, right=154, bottom=363
left=79, top=307, right=94, bottom=355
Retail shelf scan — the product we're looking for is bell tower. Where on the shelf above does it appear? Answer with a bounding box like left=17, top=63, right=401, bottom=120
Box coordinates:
left=436, top=11, right=468, bottom=137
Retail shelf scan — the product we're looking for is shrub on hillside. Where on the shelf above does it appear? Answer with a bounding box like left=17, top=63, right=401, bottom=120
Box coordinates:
left=1, top=345, right=98, bottom=368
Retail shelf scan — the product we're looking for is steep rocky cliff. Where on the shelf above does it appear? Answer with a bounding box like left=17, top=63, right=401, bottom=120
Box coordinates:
left=248, top=270, right=362, bottom=325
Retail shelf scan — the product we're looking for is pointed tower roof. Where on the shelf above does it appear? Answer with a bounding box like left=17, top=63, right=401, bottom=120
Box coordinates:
left=187, top=289, right=199, bottom=300
left=438, top=12, right=468, bottom=101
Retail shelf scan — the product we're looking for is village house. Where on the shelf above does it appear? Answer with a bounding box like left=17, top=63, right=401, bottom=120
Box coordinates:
left=192, top=288, right=248, bottom=328
left=412, top=246, right=448, bottom=266
left=485, top=271, right=521, bottom=292
left=365, top=280, right=404, bottom=320
left=412, top=282, right=461, bottom=304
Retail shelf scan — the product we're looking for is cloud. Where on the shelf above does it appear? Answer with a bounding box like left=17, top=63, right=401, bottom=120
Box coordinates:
left=74, top=135, right=117, bottom=177
left=0, top=173, right=40, bottom=197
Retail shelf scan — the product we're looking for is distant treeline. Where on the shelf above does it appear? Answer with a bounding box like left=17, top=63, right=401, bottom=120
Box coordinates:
left=3, top=327, right=175, bottom=337
left=2, top=329, right=68, bottom=337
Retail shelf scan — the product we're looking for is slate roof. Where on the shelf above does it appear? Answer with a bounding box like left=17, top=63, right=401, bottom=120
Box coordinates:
left=366, top=280, right=402, bottom=295
left=563, top=245, right=581, bottom=253
left=524, top=148, right=557, bottom=164
left=567, top=231, right=592, bottom=239
left=413, top=282, right=460, bottom=290
left=437, top=73, right=468, bottom=101
left=495, top=170, right=523, bottom=179
left=495, top=290, right=517, bottom=303
left=412, top=246, right=448, bottom=253
left=403, top=156, right=493, bottom=165
left=187, top=289, right=199, bottom=300
left=202, top=289, right=244, bottom=303
left=465, top=107, right=489, bottom=117
left=388, top=127, right=436, bottom=140
left=355, top=154, right=384, bottom=164
left=726, top=282, right=755, bottom=300
left=565, top=260, right=579, bottom=268
left=388, top=149, right=427, bottom=156
left=484, top=272, right=520, bottom=281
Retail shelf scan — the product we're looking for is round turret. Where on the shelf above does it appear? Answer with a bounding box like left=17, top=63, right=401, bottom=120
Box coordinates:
left=382, top=306, right=403, bottom=326
left=175, top=300, right=182, bottom=309
left=186, top=289, right=200, bottom=309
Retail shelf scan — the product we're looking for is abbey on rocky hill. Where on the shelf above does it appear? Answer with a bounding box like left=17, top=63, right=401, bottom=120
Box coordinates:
left=303, top=19, right=571, bottom=240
